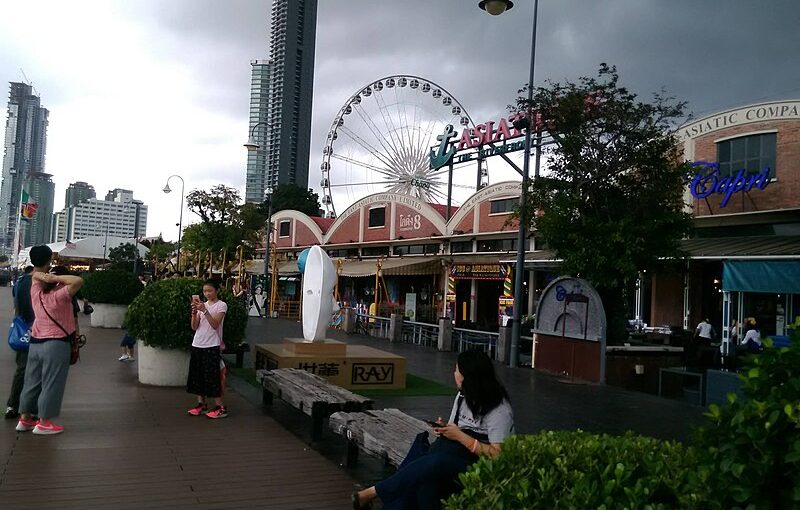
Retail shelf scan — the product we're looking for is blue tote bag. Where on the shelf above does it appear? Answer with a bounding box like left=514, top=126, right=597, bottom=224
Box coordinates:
left=8, top=316, right=32, bottom=352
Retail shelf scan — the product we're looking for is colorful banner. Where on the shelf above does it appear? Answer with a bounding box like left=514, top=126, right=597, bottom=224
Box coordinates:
left=20, top=189, right=38, bottom=222
left=503, top=265, right=513, bottom=297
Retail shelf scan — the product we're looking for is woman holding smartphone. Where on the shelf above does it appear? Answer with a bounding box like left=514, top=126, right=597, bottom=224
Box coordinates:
left=186, top=278, right=228, bottom=418
left=353, top=350, right=514, bottom=509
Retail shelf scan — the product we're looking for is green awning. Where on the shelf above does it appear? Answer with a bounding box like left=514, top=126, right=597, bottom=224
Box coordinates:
left=723, top=260, right=800, bottom=294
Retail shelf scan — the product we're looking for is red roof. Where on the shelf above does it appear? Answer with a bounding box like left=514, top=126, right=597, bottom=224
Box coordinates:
left=428, top=203, right=460, bottom=219
left=311, top=216, right=335, bottom=232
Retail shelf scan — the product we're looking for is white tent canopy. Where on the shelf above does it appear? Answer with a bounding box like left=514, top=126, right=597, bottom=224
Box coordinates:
left=17, top=236, right=149, bottom=266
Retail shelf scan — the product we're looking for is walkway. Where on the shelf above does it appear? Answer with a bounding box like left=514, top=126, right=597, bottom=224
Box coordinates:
left=0, top=292, right=353, bottom=509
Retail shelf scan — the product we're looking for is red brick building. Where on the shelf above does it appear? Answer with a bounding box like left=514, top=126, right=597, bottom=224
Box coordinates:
left=648, top=100, right=800, bottom=346
left=265, top=181, right=546, bottom=331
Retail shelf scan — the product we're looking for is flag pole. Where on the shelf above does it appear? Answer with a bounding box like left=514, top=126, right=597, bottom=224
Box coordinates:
left=12, top=183, right=26, bottom=269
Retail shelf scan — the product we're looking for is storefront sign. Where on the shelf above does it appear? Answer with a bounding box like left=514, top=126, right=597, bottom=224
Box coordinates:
left=450, top=264, right=509, bottom=280
left=399, top=213, right=421, bottom=231
left=680, top=101, right=800, bottom=140
left=430, top=113, right=527, bottom=170
left=405, top=292, right=417, bottom=320
left=688, top=161, right=771, bottom=207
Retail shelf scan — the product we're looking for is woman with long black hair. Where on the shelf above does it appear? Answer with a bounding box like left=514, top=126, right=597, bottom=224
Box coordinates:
left=353, top=350, right=514, bottom=510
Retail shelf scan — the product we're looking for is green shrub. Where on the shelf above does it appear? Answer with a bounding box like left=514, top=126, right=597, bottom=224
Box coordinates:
left=125, top=277, right=247, bottom=351
left=692, top=332, right=800, bottom=509
left=444, top=431, right=703, bottom=510
left=82, top=270, right=143, bottom=305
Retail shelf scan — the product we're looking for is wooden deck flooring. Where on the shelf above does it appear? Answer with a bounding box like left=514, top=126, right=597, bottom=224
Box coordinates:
left=0, top=293, right=354, bottom=509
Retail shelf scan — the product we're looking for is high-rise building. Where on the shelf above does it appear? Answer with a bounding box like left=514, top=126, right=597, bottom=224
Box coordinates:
left=53, top=188, right=147, bottom=242
left=0, top=82, right=49, bottom=256
left=266, top=0, right=317, bottom=190
left=246, top=59, right=272, bottom=204
left=65, top=181, right=96, bottom=207
left=21, top=172, right=54, bottom=247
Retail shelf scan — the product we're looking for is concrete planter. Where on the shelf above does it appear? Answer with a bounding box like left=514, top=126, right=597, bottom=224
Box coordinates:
left=137, top=339, right=190, bottom=386
left=89, top=303, right=128, bottom=328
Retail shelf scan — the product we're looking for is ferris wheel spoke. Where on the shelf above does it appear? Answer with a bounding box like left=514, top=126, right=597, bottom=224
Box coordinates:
left=330, top=152, right=398, bottom=179
left=372, top=92, right=408, bottom=163
left=348, top=105, right=398, bottom=161
left=337, top=126, right=396, bottom=170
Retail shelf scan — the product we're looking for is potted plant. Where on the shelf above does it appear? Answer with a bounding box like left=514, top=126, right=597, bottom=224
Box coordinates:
left=125, top=277, right=247, bottom=386
left=81, top=270, right=144, bottom=328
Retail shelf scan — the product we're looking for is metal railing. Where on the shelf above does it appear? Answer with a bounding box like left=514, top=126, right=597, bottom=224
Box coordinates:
left=454, top=327, right=498, bottom=358
left=401, top=320, right=440, bottom=348
left=355, top=313, right=391, bottom=339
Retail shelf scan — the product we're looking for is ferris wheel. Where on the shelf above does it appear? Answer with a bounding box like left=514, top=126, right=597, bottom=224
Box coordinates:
left=319, top=75, right=482, bottom=218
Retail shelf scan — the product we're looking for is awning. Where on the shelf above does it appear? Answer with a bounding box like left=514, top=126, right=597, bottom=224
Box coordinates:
left=682, top=235, right=800, bottom=259
left=723, top=260, right=800, bottom=294
left=339, top=257, right=441, bottom=277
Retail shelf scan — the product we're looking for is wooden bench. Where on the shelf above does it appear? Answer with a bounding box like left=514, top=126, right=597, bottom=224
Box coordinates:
left=256, top=368, right=374, bottom=440
left=329, top=408, right=431, bottom=467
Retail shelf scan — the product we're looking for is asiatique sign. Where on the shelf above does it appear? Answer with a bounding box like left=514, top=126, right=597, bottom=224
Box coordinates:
left=688, top=161, right=771, bottom=207
left=429, top=113, right=527, bottom=170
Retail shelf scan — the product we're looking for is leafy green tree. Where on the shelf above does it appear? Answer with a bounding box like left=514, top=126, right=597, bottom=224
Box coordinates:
left=184, top=185, right=266, bottom=261
left=516, top=64, right=693, bottom=342
left=140, top=236, right=176, bottom=261
left=108, top=243, right=139, bottom=272
left=261, top=184, right=321, bottom=217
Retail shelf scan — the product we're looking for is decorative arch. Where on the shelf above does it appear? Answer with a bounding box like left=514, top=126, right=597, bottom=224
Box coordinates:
left=323, top=192, right=447, bottom=244
left=445, top=181, right=521, bottom=235
left=271, top=209, right=325, bottom=244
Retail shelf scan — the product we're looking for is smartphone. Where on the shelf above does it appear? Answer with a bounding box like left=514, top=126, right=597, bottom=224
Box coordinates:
left=424, top=419, right=442, bottom=427
left=191, top=294, right=200, bottom=303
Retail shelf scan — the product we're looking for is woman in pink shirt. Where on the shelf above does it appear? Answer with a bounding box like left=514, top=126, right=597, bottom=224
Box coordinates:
left=186, top=279, right=228, bottom=418
left=15, top=245, right=84, bottom=435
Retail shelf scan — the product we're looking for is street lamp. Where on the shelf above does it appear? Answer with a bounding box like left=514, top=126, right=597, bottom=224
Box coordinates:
left=244, top=121, right=269, bottom=151
left=480, top=0, right=539, bottom=367
left=162, top=174, right=185, bottom=273
left=263, top=186, right=273, bottom=318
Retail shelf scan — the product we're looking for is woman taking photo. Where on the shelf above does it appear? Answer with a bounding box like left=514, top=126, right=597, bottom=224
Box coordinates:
left=353, top=350, right=514, bottom=510
left=186, top=279, right=228, bottom=419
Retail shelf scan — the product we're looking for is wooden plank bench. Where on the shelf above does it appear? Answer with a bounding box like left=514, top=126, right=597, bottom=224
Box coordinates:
left=256, top=368, right=374, bottom=440
left=329, top=408, right=431, bottom=468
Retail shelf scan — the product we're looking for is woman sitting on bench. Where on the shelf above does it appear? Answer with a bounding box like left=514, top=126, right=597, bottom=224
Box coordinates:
left=353, top=350, right=514, bottom=510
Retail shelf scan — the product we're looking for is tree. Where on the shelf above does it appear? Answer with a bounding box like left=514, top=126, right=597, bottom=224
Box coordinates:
left=108, top=243, right=138, bottom=272
left=141, top=236, right=176, bottom=261
left=261, top=184, right=321, bottom=217
left=184, top=185, right=266, bottom=262
left=516, top=64, right=694, bottom=342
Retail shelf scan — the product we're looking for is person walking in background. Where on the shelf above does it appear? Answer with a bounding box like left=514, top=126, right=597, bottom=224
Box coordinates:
left=741, top=320, right=763, bottom=352
left=5, top=266, right=34, bottom=419
left=119, top=330, right=136, bottom=361
left=16, top=246, right=84, bottom=435
left=186, top=278, right=228, bottom=419
left=695, top=317, right=715, bottom=343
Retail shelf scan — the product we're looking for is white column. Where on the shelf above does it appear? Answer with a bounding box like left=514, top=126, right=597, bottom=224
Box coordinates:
left=469, top=279, right=477, bottom=323
left=527, top=269, right=536, bottom=316
left=721, top=291, right=731, bottom=358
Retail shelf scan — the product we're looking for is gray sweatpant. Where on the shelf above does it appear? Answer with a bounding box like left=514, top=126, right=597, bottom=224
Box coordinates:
left=19, top=340, right=71, bottom=420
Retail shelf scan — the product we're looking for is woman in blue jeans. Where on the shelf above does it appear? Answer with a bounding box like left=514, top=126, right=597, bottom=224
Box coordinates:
left=353, top=350, right=514, bottom=510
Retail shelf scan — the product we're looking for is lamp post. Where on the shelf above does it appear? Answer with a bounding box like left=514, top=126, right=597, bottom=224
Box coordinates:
left=263, top=186, right=273, bottom=318
left=162, top=175, right=185, bottom=274
left=480, top=0, right=539, bottom=367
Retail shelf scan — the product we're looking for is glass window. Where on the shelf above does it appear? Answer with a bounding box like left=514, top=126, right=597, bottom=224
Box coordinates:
left=326, top=248, right=358, bottom=258
left=490, top=198, right=517, bottom=214
left=716, top=133, right=776, bottom=179
left=477, top=238, right=518, bottom=252
left=368, top=207, right=385, bottom=228
left=362, top=246, right=389, bottom=257
left=393, top=244, right=440, bottom=256
left=450, top=241, right=473, bottom=253
left=279, top=221, right=290, bottom=237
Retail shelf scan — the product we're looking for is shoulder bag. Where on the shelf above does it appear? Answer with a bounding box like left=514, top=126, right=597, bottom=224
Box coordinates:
left=38, top=293, right=87, bottom=365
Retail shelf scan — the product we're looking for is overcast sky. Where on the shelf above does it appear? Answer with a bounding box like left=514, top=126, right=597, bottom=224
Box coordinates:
left=1, top=0, right=798, bottom=241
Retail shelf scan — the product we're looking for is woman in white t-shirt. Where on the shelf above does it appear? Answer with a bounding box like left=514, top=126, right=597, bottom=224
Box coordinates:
left=186, top=279, right=228, bottom=419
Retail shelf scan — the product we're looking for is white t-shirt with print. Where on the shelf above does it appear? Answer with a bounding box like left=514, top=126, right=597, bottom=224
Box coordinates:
left=447, top=392, right=514, bottom=444
left=192, top=300, right=227, bottom=348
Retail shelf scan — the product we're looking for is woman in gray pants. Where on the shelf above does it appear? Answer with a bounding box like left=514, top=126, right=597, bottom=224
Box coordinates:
left=15, top=245, right=83, bottom=436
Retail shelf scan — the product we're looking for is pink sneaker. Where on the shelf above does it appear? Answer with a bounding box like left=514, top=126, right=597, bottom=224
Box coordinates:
left=33, top=421, right=64, bottom=435
left=206, top=406, right=228, bottom=419
left=187, top=403, right=208, bottom=416
left=15, top=417, right=37, bottom=432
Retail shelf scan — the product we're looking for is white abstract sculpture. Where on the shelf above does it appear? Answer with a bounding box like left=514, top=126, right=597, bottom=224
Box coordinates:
left=301, top=245, right=338, bottom=341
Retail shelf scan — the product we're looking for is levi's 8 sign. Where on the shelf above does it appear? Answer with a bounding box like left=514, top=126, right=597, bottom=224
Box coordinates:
left=688, top=161, right=771, bottom=207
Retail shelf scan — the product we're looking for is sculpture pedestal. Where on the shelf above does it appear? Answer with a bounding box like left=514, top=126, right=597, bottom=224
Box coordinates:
left=256, top=340, right=406, bottom=390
